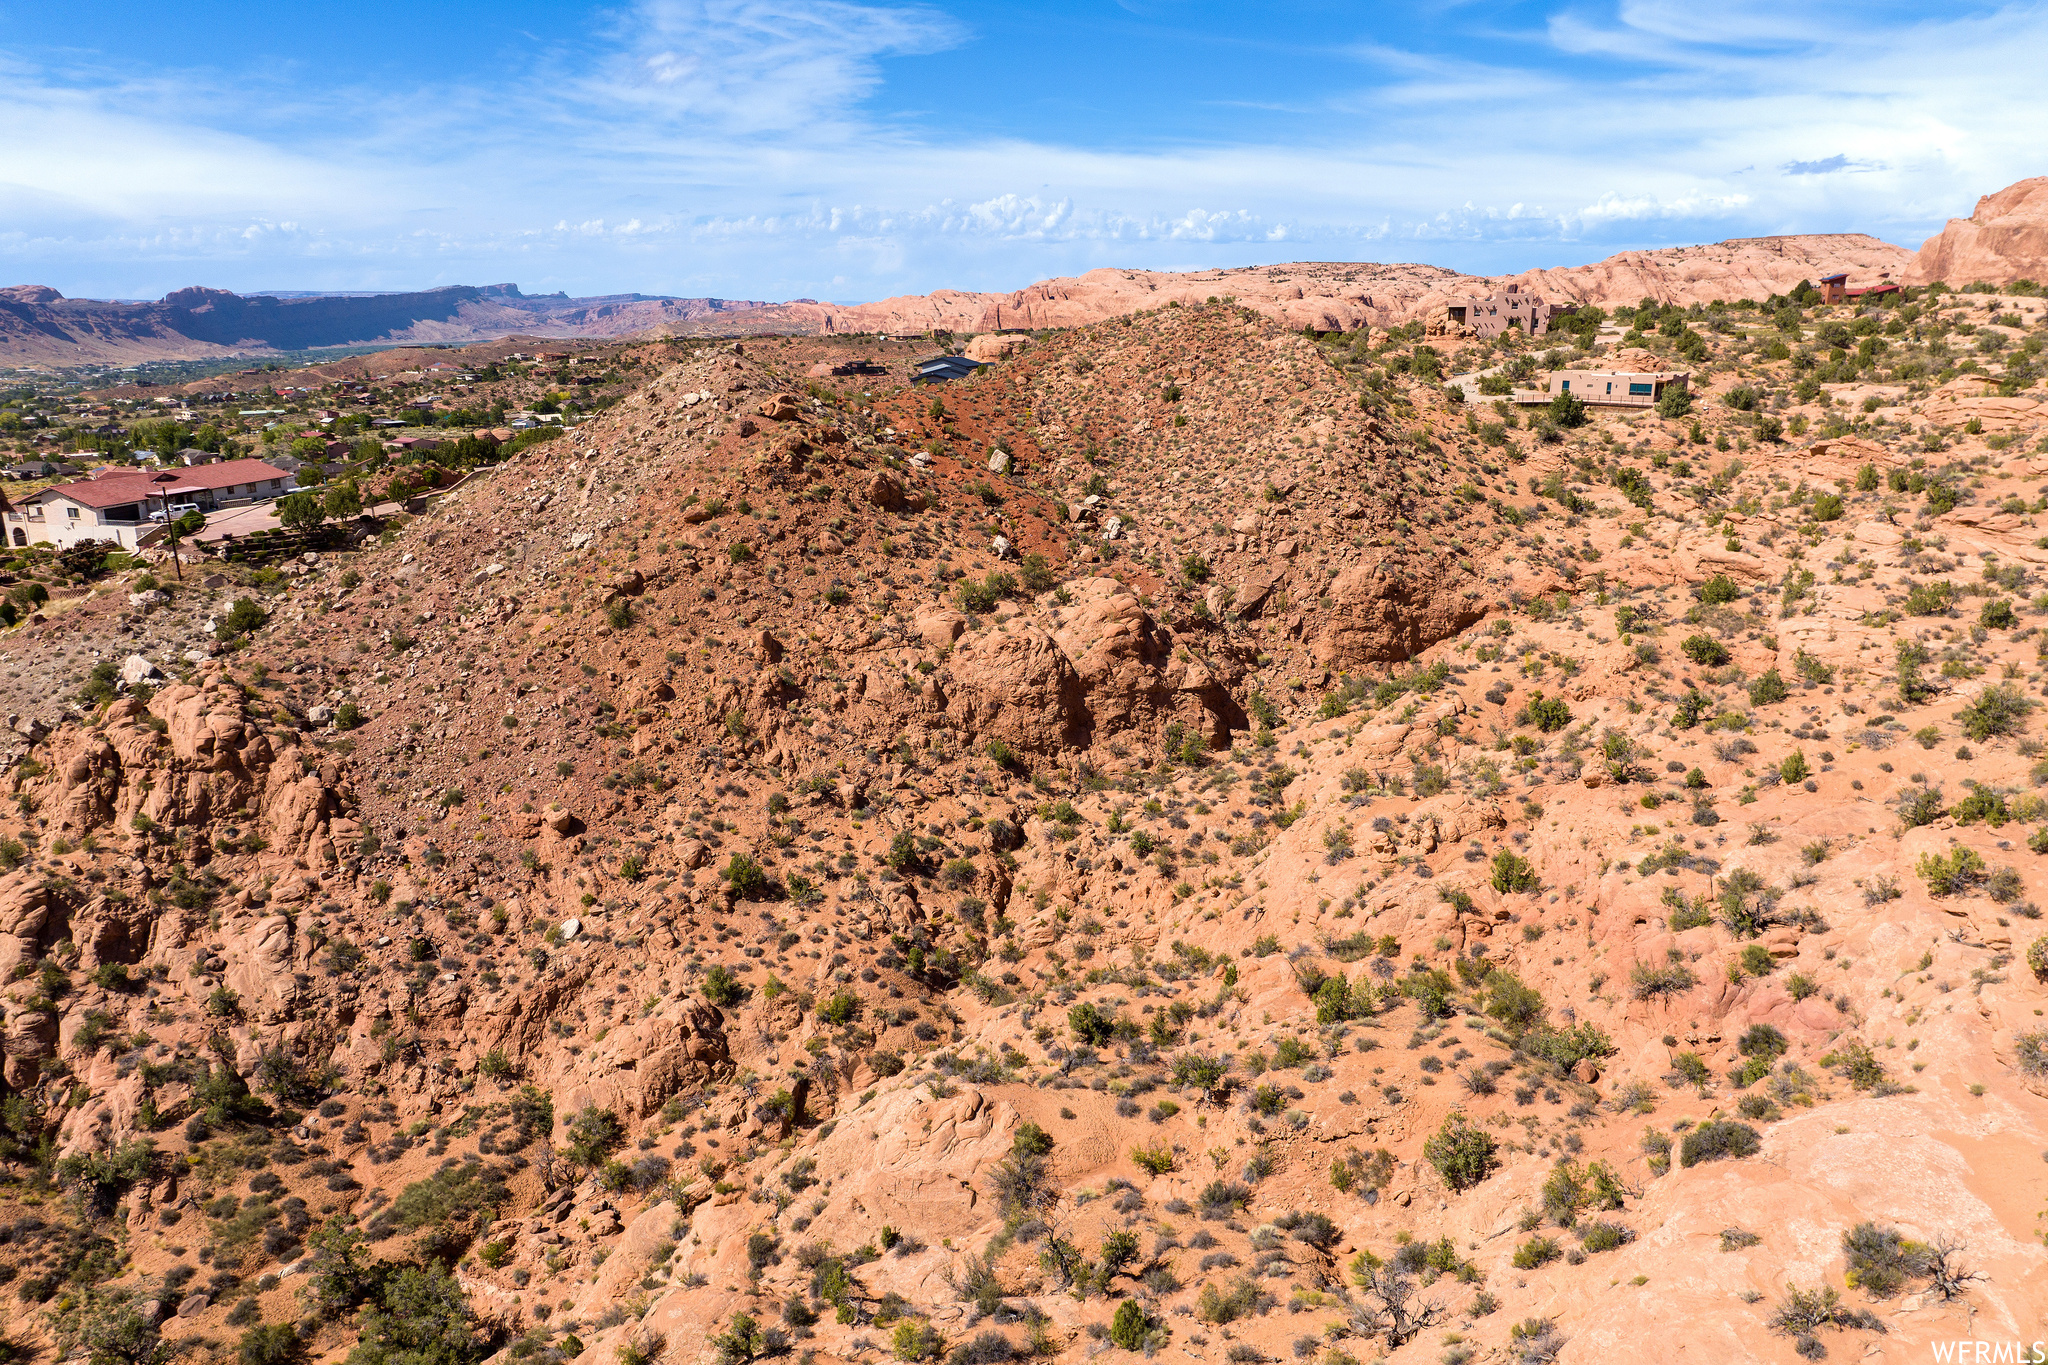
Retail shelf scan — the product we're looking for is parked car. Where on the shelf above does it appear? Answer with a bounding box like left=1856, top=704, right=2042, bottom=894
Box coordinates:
left=148, top=502, right=202, bottom=522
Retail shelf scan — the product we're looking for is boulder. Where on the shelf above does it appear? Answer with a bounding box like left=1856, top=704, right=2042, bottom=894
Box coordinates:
left=1312, top=558, right=1487, bottom=667
left=915, top=608, right=968, bottom=647
left=867, top=471, right=908, bottom=511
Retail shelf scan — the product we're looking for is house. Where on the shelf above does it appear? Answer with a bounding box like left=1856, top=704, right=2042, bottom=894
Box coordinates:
left=1517, top=363, right=1691, bottom=408
left=2, top=459, right=78, bottom=480
left=1818, top=272, right=1903, bottom=305
left=3, top=459, right=296, bottom=550
left=910, top=356, right=986, bottom=385
left=1428, top=284, right=1573, bottom=340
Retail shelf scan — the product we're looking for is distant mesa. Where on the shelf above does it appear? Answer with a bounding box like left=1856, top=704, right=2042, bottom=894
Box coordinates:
left=0, top=281, right=774, bottom=365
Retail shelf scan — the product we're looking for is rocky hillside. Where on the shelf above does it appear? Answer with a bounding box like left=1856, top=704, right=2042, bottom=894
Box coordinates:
left=0, top=286, right=2047, bottom=1365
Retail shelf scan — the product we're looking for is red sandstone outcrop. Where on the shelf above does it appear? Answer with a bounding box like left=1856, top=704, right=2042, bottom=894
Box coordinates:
left=1911, top=176, right=2048, bottom=285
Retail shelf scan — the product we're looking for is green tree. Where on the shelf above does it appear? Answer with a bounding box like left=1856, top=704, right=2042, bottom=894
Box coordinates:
left=1547, top=390, right=1588, bottom=428
left=221, top=597, right=266, bottom=637
left=345, top=1264, right=482, bottom=1365
left=1109, top=1300, right=1150, bottom=1350
left=323, top=481, right=363, bottom=522
left=711, top=1315, right=770, bottom=1365
left=275, top=492, right=325, bottom=535
left=1068, top=1002, right=1115, bottom=1046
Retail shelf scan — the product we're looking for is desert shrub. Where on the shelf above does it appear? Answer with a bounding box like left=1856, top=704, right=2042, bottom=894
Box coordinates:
left=703, top=966, right=743, bottom=1006
left=238, top=1321, right=301, bottom=1365
left=1196, top=1277, right=1265, bottom=1324
left=1959, top=683, right=2034, bottom=740
left=221, top=598, right=266, bottom=637
left=1916, top=844, right=1986, bottom=896
left=1698, top=575, right=1740, bottom=605
left=1678, top=1120, right=1760, bottom=1168
left=1490, top=849, right=1539, bottom=893
left=2013, top=1030, right=2048, bottom=1078
left=948, top=1331, right=1014, bottom=1365
left=1748, top=669, right=1788, bottom=705
left=1896, top=785, right=1947, bottom=827
left=723, top=854, right=770, bottom=899
left=1068, top=1002, right=1116, bottom=1046
left=1525, top=693, right=1573, bottom=732
left=1841, top=1222, right=1930, bottom=1298
left=1519, top=1022, right=1613, bottom=1071
left=1423, top=1114, right=1497, bottom=1191
left=1129, top=1145, right=1175, bottom=1176
left=1681, top=635, right=1729, bottom=666
left=1579, top=1221, right=1632, bottom=1253
left=563, top=1106, right=626, bottom=1167
left=349, top=1263, right=484, bottom=1365
left=1511, top=1236, right=1560, bottom=1270
left=1629, top=960, right=1697, bottom=999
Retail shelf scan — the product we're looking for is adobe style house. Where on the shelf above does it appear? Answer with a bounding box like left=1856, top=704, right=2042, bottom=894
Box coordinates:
left=1428, top=284, right=1573, bottom=340
left=1518, top=365, right=1691, bottom=407
left=1818, top=272, right=1902, bottom=305
left=4, top=458, right=296, bottom=551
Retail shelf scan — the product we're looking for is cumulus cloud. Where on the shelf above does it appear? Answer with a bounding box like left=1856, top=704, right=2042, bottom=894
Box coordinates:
left=3, top=0, right=2045, bottom=298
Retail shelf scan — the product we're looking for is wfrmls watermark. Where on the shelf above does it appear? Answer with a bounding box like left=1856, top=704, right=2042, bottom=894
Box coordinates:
left=1928, top=1343, right=2048, bottom=1363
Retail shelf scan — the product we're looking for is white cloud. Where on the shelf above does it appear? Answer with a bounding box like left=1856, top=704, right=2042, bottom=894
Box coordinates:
left=2, top=0, right=2045, bottom=298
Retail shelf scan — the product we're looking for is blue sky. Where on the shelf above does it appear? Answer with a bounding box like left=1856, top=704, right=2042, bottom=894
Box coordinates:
left=2, top=0, right=2043, bottom=303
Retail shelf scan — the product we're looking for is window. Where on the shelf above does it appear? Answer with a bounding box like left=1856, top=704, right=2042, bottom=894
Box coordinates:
left=1629, top=382, right=1654, bottom=396
left=65, top=505, right=79, bottom=519
left=1606, top=383, right=1613, bottom=393
left=268, top=480, right=281, bottom=490
left=1560, top=380, right=1570, bottom=391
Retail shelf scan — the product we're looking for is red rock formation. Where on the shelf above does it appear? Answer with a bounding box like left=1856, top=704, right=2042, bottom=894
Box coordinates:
left=1910, top=176, right=2048, bottom=285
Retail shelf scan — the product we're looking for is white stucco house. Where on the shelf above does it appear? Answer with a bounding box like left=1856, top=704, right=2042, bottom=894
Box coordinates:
left=4, top=459, right=297, bottom=550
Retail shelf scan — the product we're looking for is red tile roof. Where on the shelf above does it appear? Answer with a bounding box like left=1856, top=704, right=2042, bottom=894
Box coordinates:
left=32, top=459, right=293, bottom=510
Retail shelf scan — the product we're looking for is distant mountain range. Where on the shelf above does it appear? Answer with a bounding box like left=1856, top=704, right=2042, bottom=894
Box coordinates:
left=0, top=282, right=774, bottom=366
left=3, top=177, right=2042, bottom=366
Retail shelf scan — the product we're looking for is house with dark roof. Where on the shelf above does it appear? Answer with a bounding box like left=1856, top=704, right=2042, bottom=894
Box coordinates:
left=911, top=355, right=985, bottom=385
left=4, top=458, right=296, bottom=550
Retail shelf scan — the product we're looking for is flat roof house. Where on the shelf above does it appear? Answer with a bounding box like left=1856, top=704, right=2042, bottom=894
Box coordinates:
left=1429, top=284, right=1573, bottom=340
left=3, top=459, right=296, bottom=550
left=1516, top=366, right=1691, bottom=408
